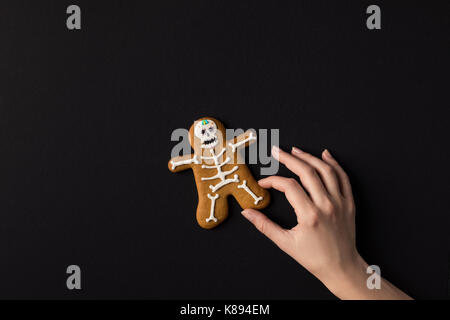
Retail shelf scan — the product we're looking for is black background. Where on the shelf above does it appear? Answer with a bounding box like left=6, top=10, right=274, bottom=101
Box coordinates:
left=0, top=0, right=449, bottom=299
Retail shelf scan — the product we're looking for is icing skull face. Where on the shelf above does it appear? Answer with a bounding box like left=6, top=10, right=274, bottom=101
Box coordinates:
left=194, top=119, right=218, bottom=149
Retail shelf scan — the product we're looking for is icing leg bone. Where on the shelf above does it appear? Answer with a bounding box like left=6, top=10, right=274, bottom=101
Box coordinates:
left=237, top=180, right=263, bottom=205
left=171, top=154, right=199, bottom=170
left=229, top=132, right=257, bottom=153
left=206, top=193, right=219, bottom=223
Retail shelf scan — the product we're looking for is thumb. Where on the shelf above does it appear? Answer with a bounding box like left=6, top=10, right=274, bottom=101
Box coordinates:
left=241, top=209, right=290, bottom=251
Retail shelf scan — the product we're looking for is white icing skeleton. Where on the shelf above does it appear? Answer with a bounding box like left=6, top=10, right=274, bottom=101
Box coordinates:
left=170, top=154, right=199, bottom=170
left=229, top=132, right=256, bottom=152
left=238, top=180, right=263, bottom=205
left=206, top=194, right=219, bottom=223
left=194, top=119, right=219, bottom=149
left=201, top=149, right=239, bottom=192
left=168, top=118, right=269, bottom=229
left=195, top=120, right=262, bottom=223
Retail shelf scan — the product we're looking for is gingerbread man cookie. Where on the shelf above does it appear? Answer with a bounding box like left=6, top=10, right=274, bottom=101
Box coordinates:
left=168, top=117, right=270, bottom=229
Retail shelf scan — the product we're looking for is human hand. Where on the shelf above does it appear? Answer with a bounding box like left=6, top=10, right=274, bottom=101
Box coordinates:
left=241, top=146, right=411, bottom=300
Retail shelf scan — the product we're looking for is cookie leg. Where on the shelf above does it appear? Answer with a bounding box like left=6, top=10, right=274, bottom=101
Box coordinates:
left=196, top=192, right=229, bottom=229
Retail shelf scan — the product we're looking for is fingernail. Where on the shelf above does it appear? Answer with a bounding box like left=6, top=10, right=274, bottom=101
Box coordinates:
left=241, top=209, right=255, bottom=222
left=323, top=149, right=333, bottom=158
left=272, top=145, right=280, bottom=160
left=292, top=146, right=303, bottom=155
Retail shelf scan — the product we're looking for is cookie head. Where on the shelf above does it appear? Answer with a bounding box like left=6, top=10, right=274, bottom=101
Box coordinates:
left=194, top=119, right=218, bottom=149
left=190, top=117, right=226, bottom=153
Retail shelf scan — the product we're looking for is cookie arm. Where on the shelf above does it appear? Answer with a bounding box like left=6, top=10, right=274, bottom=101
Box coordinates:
left=228, top=130, right=257, bottom=152
left=168, top=153, right=199, bottom=172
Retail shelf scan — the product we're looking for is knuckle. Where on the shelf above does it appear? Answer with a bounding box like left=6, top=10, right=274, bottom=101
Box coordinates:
left=286, top=178, right=298, bottom=187
left=313, top=206, right=321, bottom=215
left=257, top=219, right=267, bottom=234
left=349, top=207, right=356, bottom=217
left=323, top=164, right=335, bottom=176
left=304, top=166, right=316, bottom=176
left=347, top=200, right=356, bottom=214
left=339, top=169, right=350, bottom=181
left=307, top=214, right=319, bottom=227
left=322, top=199, right=336, bottom=215
left=309, top=206, right=320, bottom=218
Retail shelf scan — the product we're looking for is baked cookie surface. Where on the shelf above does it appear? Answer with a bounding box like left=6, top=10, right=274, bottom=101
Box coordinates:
left=168, top=117, right=270, bottom=229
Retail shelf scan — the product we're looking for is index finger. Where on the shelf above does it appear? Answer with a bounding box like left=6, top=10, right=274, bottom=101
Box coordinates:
left=259, top=176, right=313, bottom=221
left=272, top=146, right=328, bottom=204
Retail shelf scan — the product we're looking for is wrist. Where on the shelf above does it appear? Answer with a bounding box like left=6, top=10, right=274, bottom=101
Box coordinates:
left=318, top=253, right=369, bottom=299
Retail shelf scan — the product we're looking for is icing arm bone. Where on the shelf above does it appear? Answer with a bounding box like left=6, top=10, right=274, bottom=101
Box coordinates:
left=169, top=154, right=199, bottom=172
left=229, top=131, right=257, bottom=153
